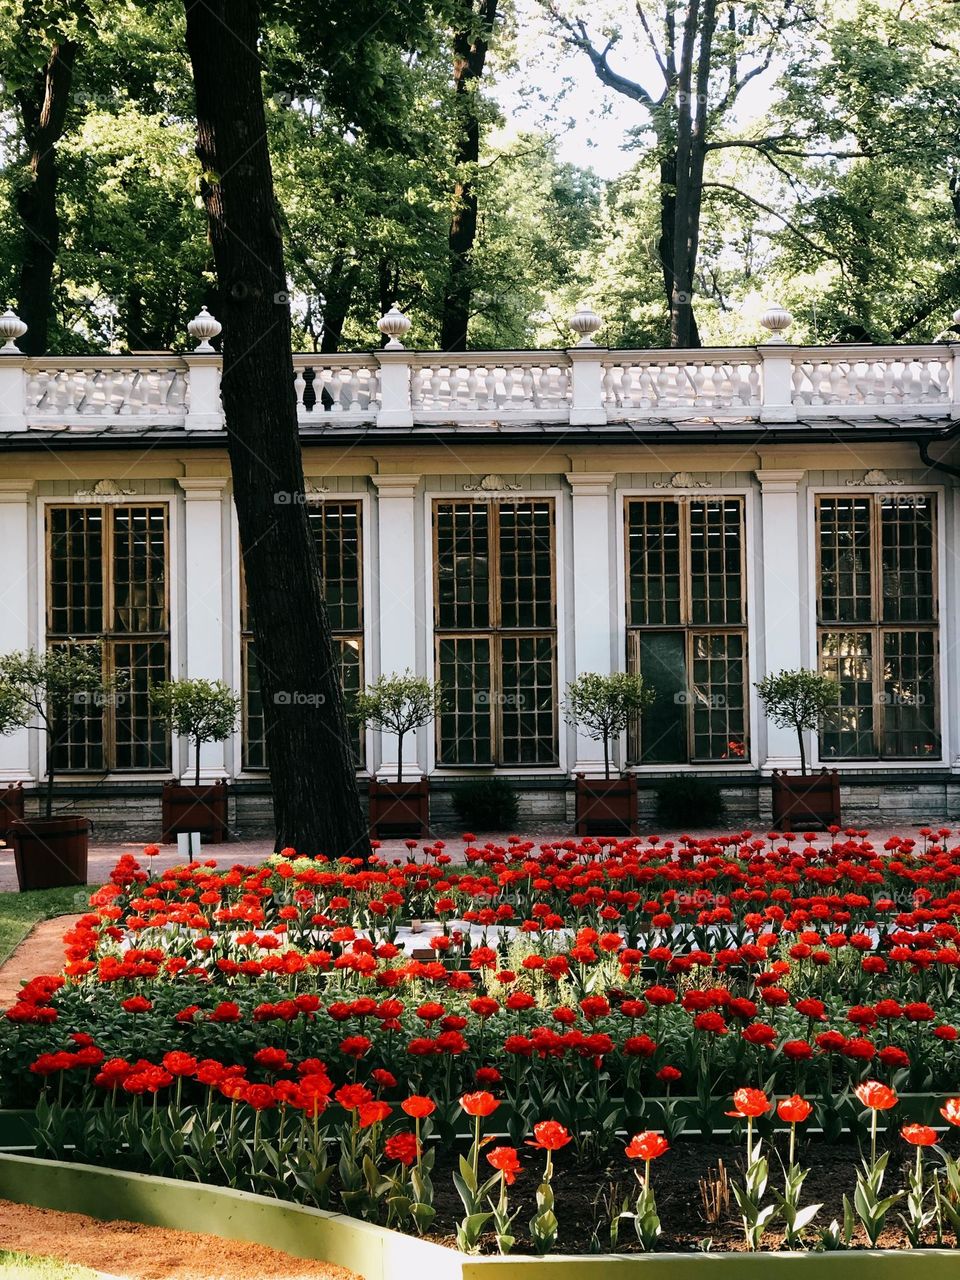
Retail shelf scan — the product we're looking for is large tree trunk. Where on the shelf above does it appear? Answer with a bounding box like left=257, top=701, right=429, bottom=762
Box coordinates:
left=439, top=0, right=498, bottom=351
left=183, top=0, right=368, bottom=856
left=14, top=41, right=79, bottom=356
left=670, top=0, right=716, bottom=349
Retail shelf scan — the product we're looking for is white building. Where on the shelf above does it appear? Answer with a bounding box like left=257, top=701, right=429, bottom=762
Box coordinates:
left=1, top=302, right=959, bottom=834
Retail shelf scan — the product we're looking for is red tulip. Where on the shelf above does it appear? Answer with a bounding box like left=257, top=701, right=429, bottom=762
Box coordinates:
left=625, top=1131, right=670, bottom=1161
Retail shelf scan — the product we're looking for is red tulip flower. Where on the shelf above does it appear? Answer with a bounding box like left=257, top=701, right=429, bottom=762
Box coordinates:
left=855, top=1080, right=898, bottom=1166
left=487, top=1145, right=522, bottom=1185
left=460, top=1090, right=499, bottom=1117
left=529, top=1120, right=572, bottom=1151
left=625, top=1131, right=670, bottom=1162
left=727, top=1088, right=770, bottom=1165
left=402, top=1095, right=437, bottom=1119
left=901, top=1124, right=937, bottom=1147
left=777, top=1095, right=813, bottom=1124
left=940, top=1098, right=960, bottom=1127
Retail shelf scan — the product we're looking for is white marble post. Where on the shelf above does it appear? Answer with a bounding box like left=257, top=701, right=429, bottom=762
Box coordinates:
left=755, top=469, right=806, bottom=771
left=371, top=475, right=422, bottom=779
left=566, top=473, right=616, bottom=775
left=0, top=480, right=35, bottom=779
left=177, top=477, right=229, bottom=779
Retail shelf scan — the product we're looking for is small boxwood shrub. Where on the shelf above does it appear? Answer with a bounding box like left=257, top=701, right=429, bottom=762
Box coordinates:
left=451, top=778, right=520, bottom=832
left=655, top=776, right=725, bottom=828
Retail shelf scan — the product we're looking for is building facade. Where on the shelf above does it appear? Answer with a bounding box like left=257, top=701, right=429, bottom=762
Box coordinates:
left=1, top=303, right=959, bottom=834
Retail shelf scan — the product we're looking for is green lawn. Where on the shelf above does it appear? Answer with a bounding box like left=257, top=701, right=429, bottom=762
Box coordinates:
left=0, top=1252, right=99, bottom=1279
left=0, top=886, right=96, bottom=964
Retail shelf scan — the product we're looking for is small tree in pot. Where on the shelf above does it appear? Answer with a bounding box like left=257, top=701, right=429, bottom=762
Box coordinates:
left=149, top=678, right=241, bottom=843
left=355, top=671, right=443, bottom=838
left=563, top=671, right=655, bottom=835
left=754, top=667, right=842, bottom=828
left=0, top=644, right=117, bottom=888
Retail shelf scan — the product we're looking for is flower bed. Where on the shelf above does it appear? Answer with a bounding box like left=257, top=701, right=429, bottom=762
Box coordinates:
left=4, top=828, right=960, bottom=1255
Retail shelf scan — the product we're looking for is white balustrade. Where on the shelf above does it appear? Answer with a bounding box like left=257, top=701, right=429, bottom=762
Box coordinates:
left=292, top=356, right=380, bottom=421
left=602, top=355, right=761, bottom=414
left=410, top=356, right=570, bottom=417
left=4, top=340, right=959, bottom=433
left=791, top=351, right=951, bottom=412
left=27, top=360, right=187, bottom=422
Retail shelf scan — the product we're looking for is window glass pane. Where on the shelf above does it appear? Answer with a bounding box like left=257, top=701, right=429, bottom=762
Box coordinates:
left=632, top=631, right=687, bottom=764
left=435, top=503, right=490, bottom=629
left=309, top=502, right=361, bottom=632
left=500, top=635, right=556, bottom=764
left=819, top=631, right=874, bottom=757
left=112, top=506, right=166, bottom=633
left=627, top=500, right=681, bottom=626
left=48, top=507, right=103, bottom=636
left=881, top=495, right=936, bottom=623
left=243, top=639, right=267, bottom=770
left=50, top=641, right=104, bottom=773
left=499, top=502, right=554, bottom=629
left=690, top=632, right=746, bottom=760
left=818, top=497, right=872, bottom=623
left=689, top=500, right=744, bottom=625
left=113, top=639, right=169, bottom=769
left=882, top=629, right=939, bottom=757
left=437, top=636, right=492, bottom=765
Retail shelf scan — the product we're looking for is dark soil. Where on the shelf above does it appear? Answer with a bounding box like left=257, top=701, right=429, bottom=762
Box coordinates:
left=425, top=1135, right=951, bottom=1254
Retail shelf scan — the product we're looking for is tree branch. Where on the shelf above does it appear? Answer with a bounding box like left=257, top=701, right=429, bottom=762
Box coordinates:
left=701, top=182, right=845, bottom=263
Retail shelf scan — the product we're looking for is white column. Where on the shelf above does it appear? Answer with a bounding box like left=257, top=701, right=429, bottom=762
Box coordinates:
left=371, top=475, right=422, bottom=779
left=177, top=477, right=229, bottom=779
left=0, top=480, right=35, bottom=779
left=566, top=473, right=616, bottom=775
left=755, top=469, right=806, bottom=772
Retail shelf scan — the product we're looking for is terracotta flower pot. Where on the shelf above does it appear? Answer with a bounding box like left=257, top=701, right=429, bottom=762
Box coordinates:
left=161, top=780, right=229, bottom=844
left=0, top=783, right=25, bottom=838
left=9, top=815, right=90, bottom=891
left=368, top=778, right=430, bottom=839
left=574, top=773, right=638, bottom=837
left=771, top=769, right=841, bottom=830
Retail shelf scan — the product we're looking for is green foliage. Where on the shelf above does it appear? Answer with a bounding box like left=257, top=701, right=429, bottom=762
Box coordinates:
left=755, top=668, right=841, bottom=775
left=0, top=1252, right=100, bottom=1280
left=149, top=678, right=241, bottom=786
left=355, top=671, right=442, bottom=784
left=654, top=776, right=725, bottom=828
left=0, top=883, right=96, bottom=962
left=451, top=777, right=519, bottom=832
left=564, top=672, right=654, bottom=779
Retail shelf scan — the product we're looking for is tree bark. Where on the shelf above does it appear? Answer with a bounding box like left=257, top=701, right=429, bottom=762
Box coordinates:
left=183, top=0, right=368, bottom=856
left=14, top=40, right=79, bottom=356
left=439, top=0, right=498, bottom=351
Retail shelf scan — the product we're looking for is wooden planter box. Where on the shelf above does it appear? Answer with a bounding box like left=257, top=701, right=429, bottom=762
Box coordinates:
left=0, top=782, right=25, bottom=837
left=771, top=768, right=841, bottom=830
left=161, top=780, right=229, bottom=844
left=8, top=815, right=90, bottom=891
left=574, top=773, right=638, bottom=837
left=368, top=777, right=429, bottom=839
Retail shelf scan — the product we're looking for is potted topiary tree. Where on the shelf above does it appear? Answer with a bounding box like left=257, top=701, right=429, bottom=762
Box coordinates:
left=149, top=678, right=241, bottom=844
left=354, top=671, right=442, bottom=838
left=755, top=667, right=842, bottom=829
left=0, top=645, right=117, bottom=889
left=564, top=671, right=655, bottom=836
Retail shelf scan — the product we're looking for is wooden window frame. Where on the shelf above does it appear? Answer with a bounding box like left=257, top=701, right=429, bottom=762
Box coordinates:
left=46, top=503, right=171, bottom=773
left=240, top=499, right=365, bottom=771
left=624, top=495, right=749, bottom=764
left=433, top=498, right=558, bottom=767
left=815, top=492, right=940, bottom=760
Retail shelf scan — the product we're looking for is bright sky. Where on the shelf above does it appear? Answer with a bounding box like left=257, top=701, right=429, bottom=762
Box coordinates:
left=490, top=0, right=783, bottom=182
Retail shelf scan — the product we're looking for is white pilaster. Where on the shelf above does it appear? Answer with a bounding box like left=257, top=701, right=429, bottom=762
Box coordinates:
left=758, top=345, right=798, bottom=423
left=755, top=469, right=806, bottom=772
left=183, top=353, right=224, bottom=431
left=567, top=348, right=606, bottom=425
left=374, top=352, right=414, bottom=428
left=0, top=480, right=35, bottom=779
left=177, top=477, right=229, bottom=779
left=0, top=353, right=27, bottom=432
left=371, top=475, right=422, bottom=779
left=566, top=473, right=616, bottom=775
